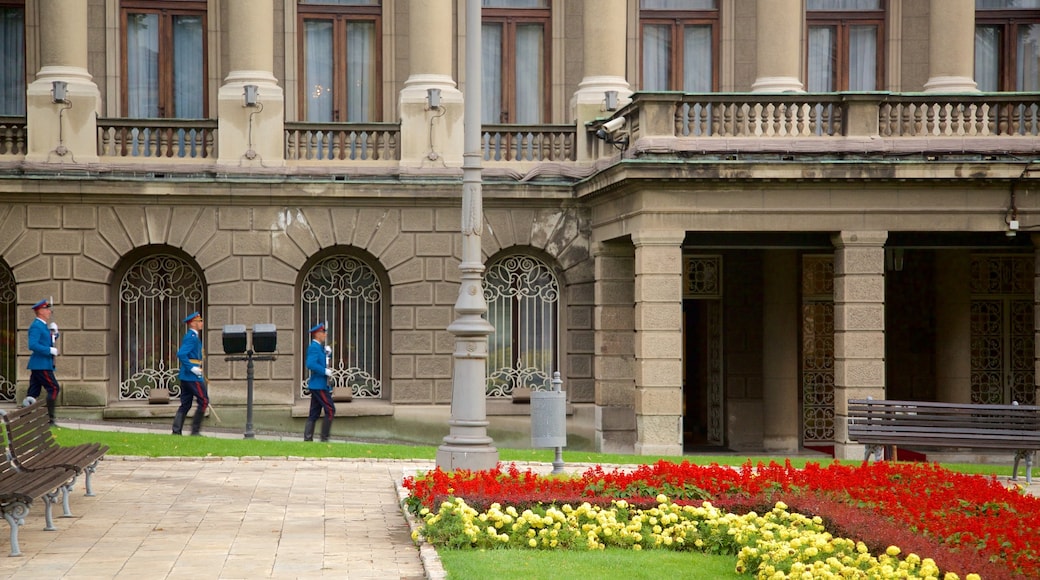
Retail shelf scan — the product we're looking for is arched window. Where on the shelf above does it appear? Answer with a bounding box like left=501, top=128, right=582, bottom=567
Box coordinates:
left=118, top=254, right=204, bottom=400
left=300, top=254, right=382, bottom=398
left=484, top=254, right=559, bottom=396
left=0, top=260, right=15, bottom=402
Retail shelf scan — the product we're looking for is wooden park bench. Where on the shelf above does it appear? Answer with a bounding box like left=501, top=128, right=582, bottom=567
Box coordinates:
left=0, top=457, right=76, bottom=556
left=848, top=398, right=1040, bottom=484
left=1, top=399, right=108, bottom=518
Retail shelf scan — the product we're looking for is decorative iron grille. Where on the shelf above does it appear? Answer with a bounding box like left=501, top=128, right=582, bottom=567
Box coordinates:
left=484, top=255, right=559, bottom=396
left=801, top=255, right=835, bottom=444
left=970, top=254, right=1035, bottom=405
left=300, top=255, right=382, bottom=399
left=0, top=262, right=15, bottom=403
left=118, top=254, right=204, bottom=400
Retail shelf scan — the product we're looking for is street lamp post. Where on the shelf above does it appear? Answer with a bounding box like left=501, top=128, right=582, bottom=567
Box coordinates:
left=222, top=324, right=277, bottom=439
left=435, top=0, right=498, bottom=471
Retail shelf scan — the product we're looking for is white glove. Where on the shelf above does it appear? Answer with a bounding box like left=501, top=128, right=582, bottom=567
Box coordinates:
left=49, top=322, right=59, bottom=340
left=324, top=345, right=332, bottom=356
left=49, top=347, right=58, bottom=356
left=323, top=368, right=332, bottom=377
left=191, top=366, right=203, bottom=377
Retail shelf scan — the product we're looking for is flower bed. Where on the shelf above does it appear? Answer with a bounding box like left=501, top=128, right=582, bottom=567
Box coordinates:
left=403, top=460, right=1038, bottom=579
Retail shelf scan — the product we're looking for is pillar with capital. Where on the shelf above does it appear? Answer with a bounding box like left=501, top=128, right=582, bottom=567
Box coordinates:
left=751, top=0, right=804, bottom=93
left=572, top=0, right=630, bottom=161
left=25, top=0, right=100, bottom=163
left=218, top=0, right=285, bottom=167
left=924, top=0, right=978, bottom=93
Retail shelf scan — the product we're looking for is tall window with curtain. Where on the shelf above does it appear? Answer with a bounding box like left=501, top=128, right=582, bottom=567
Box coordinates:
left=482, top=0, right=550, bottom=124
left=298, top=0, right=381, bottom=122
left=976, top=0, right=1040, bottom=92
left=639, top=0, right=718, bottom=92
left=120, top=1, right=207, bottom=118
left=0, top=1, right=25, bottom=116
left=806, top=0, right=885, bottom=92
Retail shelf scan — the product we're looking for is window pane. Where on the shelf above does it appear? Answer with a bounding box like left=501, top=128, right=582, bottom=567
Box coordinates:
left=977, top=0, right=1040, bottom=9
left=171, top=15, right=204, bottom=118
left=683, top=24, right=713, bottom=91
left=302, top=0, right=379, bottom=4
left=127, top=13, right=160, bottom=117
left=807, top=0, right=881, bottom=9
left=0, top=7, right=24, bottom=116
left=345, top=21, right=376, bottom=122
left=482, top=22, right=503, bottom=123
left=1017, top=23, right=1040, bottom=91
left=302, top=19, right=334, bottom=122
left=641, top=0, right=716, bottom=8
left=643, top=24, right=672, bottom=91
left=483, top=0, right=548, bottom=7
left=975, top=25, right=1002, bottom=92
left=848, top=24, right=878, bottom=91
left=514, top=23, right=544, bottom=123
left=808, top=26, right=837, bottom=92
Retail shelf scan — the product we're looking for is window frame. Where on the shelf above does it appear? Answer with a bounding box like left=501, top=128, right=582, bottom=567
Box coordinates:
left=0, top=0, right=25, bottom=116
left=482, top=3, right=551, bottom=124
left=806, top=3, right=886, bottom=92
left=296, top=1, right=382, bottom=122
left=975, top=6, right=1040, bottom=92
left=638, top=3, right=720, bottom=92
left=119, top=0, right=209, bottom=118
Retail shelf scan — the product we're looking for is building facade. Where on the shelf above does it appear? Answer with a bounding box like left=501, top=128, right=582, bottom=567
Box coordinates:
left=0, top=0, right=1038, bottom=460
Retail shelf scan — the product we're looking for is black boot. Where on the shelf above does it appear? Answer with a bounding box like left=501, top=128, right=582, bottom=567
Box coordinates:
left=320, top=417, right=332, bottom=442
left=190, top=409, right=204, bottom=436
left=172, top=412, right=185, bottom=435
left=46, top=399, right=57, bottom=426
left=303, top=419, right=316, bottom=442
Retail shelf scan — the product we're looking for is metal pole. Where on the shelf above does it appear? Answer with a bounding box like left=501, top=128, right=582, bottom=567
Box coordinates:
left=551, top=371, right=564, bottom=474
left=436, top=0, right=498, bottom=471
left=245, top=349, right=255, bottom=439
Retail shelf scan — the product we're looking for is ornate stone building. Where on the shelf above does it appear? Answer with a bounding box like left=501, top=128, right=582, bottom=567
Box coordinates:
left=0, top=0, right=1037, bottom=460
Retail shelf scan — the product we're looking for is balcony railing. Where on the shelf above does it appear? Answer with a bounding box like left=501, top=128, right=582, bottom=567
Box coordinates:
left=285, top=122, right=400, bottom=161
left=481, top=124, right=577, bottom=161
left=97, top=118, right=217, bottom=159
left=877, top=95, right=1040, bottom=137
left=0, top=117, right=26, bottom=157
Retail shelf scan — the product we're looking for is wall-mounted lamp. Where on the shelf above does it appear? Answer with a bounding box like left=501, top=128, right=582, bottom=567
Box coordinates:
left=52, top=80, right=68, bottom=104
left=243, top=84, right=259, bottom=107
left=427, top=87, right=442, bottom=110
left=604, top=90, right=619, bottom=112
left=885, top=248, right=905, bottom=272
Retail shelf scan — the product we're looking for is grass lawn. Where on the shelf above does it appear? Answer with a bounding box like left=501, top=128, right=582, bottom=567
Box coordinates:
left=437, top=548, right=741, bottom=579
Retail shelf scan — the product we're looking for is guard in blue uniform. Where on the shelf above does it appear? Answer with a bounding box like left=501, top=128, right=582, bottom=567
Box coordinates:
left=27, top=298, right=61, bottom=425
left=304, top=321, right=335, bottom=442
left=173, top=311, right=209, bottom=435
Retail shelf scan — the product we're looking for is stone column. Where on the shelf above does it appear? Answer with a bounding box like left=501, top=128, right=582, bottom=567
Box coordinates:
left=400, top=0, right=463, bottom=168
left=218, top=0, right=285, bottom=167
left=573, top=0, right=630, bottom=161
left=762, top=250, right=800, bottom=452
left=935, top=250, right=973, bottom=403
left=923, top=0, right=978, bottom=92
left=751, top=0, right=804, bottom=93
left=593, top=242, right=637, bottom=453
left=632, top=231, right=684, bottom=456
left=25, top=0, right=100, bottom=163
left=831, top=231, right=887, bottom=460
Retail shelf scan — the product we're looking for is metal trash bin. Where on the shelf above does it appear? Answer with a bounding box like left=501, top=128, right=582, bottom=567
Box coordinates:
left=530, top=389, right=566, bottom=448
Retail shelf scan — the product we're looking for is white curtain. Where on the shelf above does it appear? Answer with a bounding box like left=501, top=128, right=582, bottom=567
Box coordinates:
left=303, top=19, right=334, bottom=122
left=975, top=25, right=1001, bottom=92
left=683, top=25, right=713, bottom=92
left=642, top=24, right=671, bottom=91
left=346, top=21, right=375, bottom=122
left=848, top=25, right=878, bottom=91
left=127, top=13, right=159, bottom=117
left=641, top=0, right=715, bottom=8
left=482, top=23, right=503, bottom=123
left=0, top=7, right=24, bottom=116
left=514, top=23, right=543, bottom=123
left=808, top=26, right=836, bottom=92
left=807, top=0, right=881, bottom=9
left=172, top=15, right=204, bottom=118
left=1017, top=23, right=1040, bottom=91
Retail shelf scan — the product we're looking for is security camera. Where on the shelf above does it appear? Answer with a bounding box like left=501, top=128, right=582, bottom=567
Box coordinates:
left=597, top=117, right=626, bottom=137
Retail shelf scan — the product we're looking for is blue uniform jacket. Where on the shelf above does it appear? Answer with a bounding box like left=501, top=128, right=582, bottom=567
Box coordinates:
left=306, top=339, right=329, bottom=392
left=27, top=318, right=55, bottom=371
left=177, top=329, right=204, bottom=382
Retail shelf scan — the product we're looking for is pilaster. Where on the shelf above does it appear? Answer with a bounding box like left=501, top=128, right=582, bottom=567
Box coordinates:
left=762, top=250, right=800, bottom=452
left=593, top=242, right=636, bottom=453
left=572, top=0, right=630, bottom=162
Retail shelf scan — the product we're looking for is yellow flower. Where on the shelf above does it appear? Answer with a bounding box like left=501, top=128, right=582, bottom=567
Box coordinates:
left=886, top=545, right=901, bottom=557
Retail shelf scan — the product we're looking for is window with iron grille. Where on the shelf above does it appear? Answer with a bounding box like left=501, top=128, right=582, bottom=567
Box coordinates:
left=0, top=260, right=15, bottom=402
left=484, top=254, right=559, bottom=396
